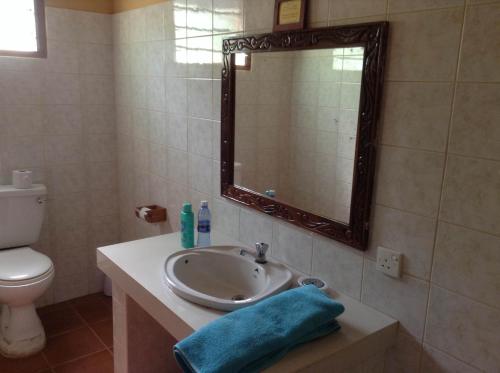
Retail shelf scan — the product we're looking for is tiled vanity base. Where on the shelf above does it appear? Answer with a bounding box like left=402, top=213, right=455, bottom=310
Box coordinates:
left=112, top=284, right=388, bottom=373
left=99, top=232, right=398, bottom=373
left=112, top=285, right=180, bottom=373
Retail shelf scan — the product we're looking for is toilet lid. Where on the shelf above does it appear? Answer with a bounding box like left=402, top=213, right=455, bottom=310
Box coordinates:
left=0, top=247, right=53, bottom=281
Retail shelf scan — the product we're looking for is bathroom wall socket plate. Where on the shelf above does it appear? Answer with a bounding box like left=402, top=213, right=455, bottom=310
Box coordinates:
left=376, top=247, right=402, bottom=278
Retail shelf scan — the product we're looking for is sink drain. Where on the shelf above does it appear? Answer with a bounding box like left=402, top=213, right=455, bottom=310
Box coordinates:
left=231, top=294, right=247, bottom=301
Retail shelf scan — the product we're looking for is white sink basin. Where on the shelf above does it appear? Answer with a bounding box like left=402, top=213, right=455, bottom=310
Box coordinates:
left=164, top=246, right=293, bottom=311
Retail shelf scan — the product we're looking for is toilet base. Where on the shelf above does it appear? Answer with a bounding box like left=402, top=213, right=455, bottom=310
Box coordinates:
left=0, top=304, right=46, bottom=358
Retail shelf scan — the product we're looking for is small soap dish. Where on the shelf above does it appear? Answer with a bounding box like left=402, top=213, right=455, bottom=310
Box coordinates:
left=297, top=277, right=329, bottom=292
left=135, top=205, right=167, bottom=223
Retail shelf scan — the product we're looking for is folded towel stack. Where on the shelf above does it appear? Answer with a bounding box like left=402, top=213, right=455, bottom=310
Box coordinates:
left=173, top=285, right=345, bottom=373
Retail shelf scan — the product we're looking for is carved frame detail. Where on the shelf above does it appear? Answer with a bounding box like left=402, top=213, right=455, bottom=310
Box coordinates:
left=220, top=22, right=388, bottom=250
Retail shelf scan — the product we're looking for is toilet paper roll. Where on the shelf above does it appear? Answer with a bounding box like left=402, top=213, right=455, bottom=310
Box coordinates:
left=138, top=207, right=151, bottom=219
left=12, top=170, right=33, bottom=189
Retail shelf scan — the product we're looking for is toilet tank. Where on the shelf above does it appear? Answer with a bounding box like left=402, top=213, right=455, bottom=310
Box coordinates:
left=0, top=184, right=47, bottom=249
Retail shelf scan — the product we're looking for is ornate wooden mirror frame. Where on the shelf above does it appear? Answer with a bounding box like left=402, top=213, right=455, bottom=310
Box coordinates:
left=220, top=22, right=388, bottom=250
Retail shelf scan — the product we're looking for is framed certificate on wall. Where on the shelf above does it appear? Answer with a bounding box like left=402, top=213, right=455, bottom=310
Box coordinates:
left=273, top=0, right=307, bottom=32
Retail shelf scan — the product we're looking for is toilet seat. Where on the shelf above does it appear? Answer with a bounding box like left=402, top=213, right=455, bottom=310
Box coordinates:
left=0, top=247, right=53, bottom=284
left=0, top=267, right=54, bottom=287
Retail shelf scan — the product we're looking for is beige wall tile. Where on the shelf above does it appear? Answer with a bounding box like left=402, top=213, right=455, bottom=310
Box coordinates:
left=421, top=344, right=481, bottom=373
left=386, top=8, right=463, bottom=81
left=44, top=135, right=85, bottom=166
left=330, top=15, right=386, bottom=26
left=362, top=259, right=429, bottom=339
left=166, top=181, right=190, bottom=230
left=381, top=82, right=453, bottom=152
left=375, top=146, right=445, bottom=218
left=211, top=160, right=221, bottom=200
left=166, top=0, right=187, bottom=40
left=187, top=0, right=213, bottom=37
left=243, top=0, right=274, bottom=32
left=388, top=0, right=464, bottom=13
left=212, top=198, right=240, bottom=238
left=187, top=79, right=213, bottom=119
left=48, top=164, right=86, bottom=196
left=4, top=105, right=43, bottom=137
left=328, top=0, right=386, bottom=20
left=459, top=3, right=500, bottom=82
left=440, top=155, right=500, bottom=235
left=144, top=2, right=166, bottom=41
left=46, top=40, right=79, bottom=74
left=238, top=208, right=274, bottom=250
left=425, top=286, right=500, bottom=372
left=449, top=83, right=500, bottom=161
left=311, top=236, right=363, bottom=299
left=79, top=12, right=113, bottom=44
left=272, top=222, right=313, bottom=274
left=368, top=205, right=436, bottom=279
left=467, top=0, right=500, bottom=4
left=188, top=117, right=213, bottom=157
left=307, top=0, right=330, bottom=24
left=45, top=7, right=81, bottom=42
left=214, top=0, right=244, bottom=34
left=166, top=149, right=188, bottom=185
left=188, top=153, right=212, bottom=193
left=3, top=136, right=43, bottom=169
left=54, top=274, right=89, bottom=302
left=432, top=222, right=500, bottom=308
left=43, top=73, right=80, bottom=105
left=129, top=8, right=147, bottom=42
left=187, top=35, right=213, bottom=79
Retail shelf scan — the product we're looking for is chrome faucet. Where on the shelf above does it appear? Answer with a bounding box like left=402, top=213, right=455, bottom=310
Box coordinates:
left=240, top=242, right=269, bottom=264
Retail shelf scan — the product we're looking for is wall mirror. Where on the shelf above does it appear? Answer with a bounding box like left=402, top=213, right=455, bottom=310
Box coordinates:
left=220, top=23, right=388, bottom=250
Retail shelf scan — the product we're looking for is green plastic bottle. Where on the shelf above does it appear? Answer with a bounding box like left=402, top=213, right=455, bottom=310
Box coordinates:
left=180, top=202, right=194, bottom=248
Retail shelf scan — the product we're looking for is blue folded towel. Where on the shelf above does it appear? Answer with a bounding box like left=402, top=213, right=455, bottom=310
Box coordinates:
left=173, top=285, right=345, bottom=373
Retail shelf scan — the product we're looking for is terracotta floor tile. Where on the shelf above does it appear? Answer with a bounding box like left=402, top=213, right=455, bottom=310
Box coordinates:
left=53, top=351, right=113, bottom=373
left=90, top=319, right=113, bottom=348
left=39, top=307, right=85, bottom=337
left=73, top=297, right=112, bottom=324
left=70, top=293, right=108, bottom=307
left=37, top=301, right=72, bottom=316
left=43, top=327, right=106, bottom=366
left=0, top=352, right=50, bottom=373
left=100, top=294, right=112, bottom=308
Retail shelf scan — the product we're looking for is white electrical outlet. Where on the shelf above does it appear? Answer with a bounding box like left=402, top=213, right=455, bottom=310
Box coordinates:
left=376, top=247, right=403, bottom=278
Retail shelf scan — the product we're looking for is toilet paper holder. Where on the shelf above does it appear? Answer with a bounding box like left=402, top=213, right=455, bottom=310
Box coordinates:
left=135, top=205, right=167, bottom=223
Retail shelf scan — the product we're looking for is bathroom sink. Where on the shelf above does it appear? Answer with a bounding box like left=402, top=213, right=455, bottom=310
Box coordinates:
left=164, top=246, right=293, bottom=311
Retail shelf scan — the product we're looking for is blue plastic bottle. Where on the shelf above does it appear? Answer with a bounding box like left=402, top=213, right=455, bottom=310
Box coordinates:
left=180, top=202, right=194, bottom=249
left=197, top=201, right=211, bottom=247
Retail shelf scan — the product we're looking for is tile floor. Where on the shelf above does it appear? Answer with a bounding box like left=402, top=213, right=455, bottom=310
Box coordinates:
left=0, top=293, right=113, bottom=373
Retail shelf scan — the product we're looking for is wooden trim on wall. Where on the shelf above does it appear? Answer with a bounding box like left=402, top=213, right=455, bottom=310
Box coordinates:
left=113, top=0, right=166, bottom=13
left=46, top=0, right=114, bottom=14
left=45, top=0, right=167, bottom=14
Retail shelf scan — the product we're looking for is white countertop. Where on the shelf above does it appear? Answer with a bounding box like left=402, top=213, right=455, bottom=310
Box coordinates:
left=97, top=231, right=398, bottom=372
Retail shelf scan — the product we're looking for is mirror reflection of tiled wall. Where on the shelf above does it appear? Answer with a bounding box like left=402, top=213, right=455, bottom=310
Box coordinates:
left=235, top=48, right=363, bottom=222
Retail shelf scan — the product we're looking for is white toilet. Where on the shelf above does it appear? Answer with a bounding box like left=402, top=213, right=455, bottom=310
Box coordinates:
left=0, top=184, right=54, bottom=358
